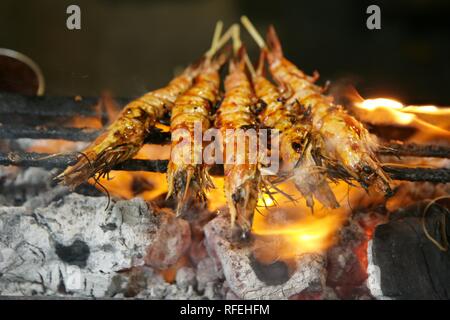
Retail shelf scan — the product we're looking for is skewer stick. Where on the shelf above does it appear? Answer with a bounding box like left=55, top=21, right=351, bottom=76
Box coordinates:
left=205, top=24, right=236, bottom=58
left=231, top=24, right=256, bottom=77
left=211, top=20, right=223, bottom=50
left=240, top=16, right=266, bottom=49
left=206, top=20, right=223, bottom=58
left=244, top=54, right=256, bottom=77
left=232, top=25, right=241, bottom=54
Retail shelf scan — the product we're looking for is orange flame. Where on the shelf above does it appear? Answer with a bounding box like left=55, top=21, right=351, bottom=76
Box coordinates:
left=91, top=144, right=171, bottom=200
left=250, top=181, right=376, bottom=262
left=353, top=97, right=450, bottom=142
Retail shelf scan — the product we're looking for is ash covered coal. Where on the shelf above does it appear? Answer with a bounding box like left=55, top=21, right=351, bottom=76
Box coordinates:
left=4, top=164, right=446, bottom=300
left=0, top=194, right=157, bottom=297
left=204, top=214, right=327, bottom=299
left=0, top=166, right=223, bottom=299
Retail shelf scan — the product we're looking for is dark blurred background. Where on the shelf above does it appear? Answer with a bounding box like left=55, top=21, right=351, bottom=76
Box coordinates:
left=1, top=0, right=449, bottom=104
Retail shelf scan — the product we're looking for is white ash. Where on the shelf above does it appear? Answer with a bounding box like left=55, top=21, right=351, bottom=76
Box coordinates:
left=0, top=167, right=61, bottom=206
left=0, top=195, right=159, bottom=297
left=204, top=214, right=326, bottom=300
left=175, top=266, right=196, bottom=289
left=366, top=240, right=391, bottom=300
left=196, top=257, right=223, bottom=292
left=107, top=265, right=214, bottom=300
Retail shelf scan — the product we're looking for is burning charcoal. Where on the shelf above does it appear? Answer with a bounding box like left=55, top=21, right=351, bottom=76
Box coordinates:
left=189, top=239, right=208, bottom=266
left=107, top=265, right=209, bottom=299
left=175, top=266, right=196, bottom=289
left=202, top=281, right=223, bottom=300
left=145, top=211, right=191, bottom=270
left=204, top=215, right=326, bottom=299
left=0, top=195, right=158, bottom=297
left=326, top=218, right=370, bottom=295
left=195, top=257, right=223, bottom=292
left=367, top=203, right=450, bottom=300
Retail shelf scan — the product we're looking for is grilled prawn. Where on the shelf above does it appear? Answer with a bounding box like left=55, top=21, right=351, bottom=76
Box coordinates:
left=56, top=65, right=199, bottom=188
left=265, top=26, right=391, bottom=195
left=166, top=57, right=224, bottom=214
left=215, top=50, right=261, bottom=239
left=252, top=53, right=339, bottom=208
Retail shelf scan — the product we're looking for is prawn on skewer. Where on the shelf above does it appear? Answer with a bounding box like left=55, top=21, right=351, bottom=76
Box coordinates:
left=166, top=26, right=233, bottom=215
left=251, top=51, right=339, bottom=209
left=215, top=28, right=262, bottom=240
left=241, top=17, right=338, bottom=208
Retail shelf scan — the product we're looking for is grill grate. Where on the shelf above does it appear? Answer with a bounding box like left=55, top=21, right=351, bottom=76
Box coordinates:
left=0, top=91, right=449, bottom=183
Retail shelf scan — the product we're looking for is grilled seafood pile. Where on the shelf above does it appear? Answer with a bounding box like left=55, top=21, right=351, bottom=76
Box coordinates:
left=263, top=26, right=391, bottom=195
left=57, top=19, right=392, bottom=240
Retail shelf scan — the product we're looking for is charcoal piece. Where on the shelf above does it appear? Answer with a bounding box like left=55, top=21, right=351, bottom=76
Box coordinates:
left=55, top=239, right=90, bottom=268
left=204, top=214, right=326, bottom=299
left=0, top=195, right=158, bottom=297
left=369, top=203, right=450, bottom=299
left=249, top=254, right=291, bottom=286
left=145, top=212, right=191, bottom=270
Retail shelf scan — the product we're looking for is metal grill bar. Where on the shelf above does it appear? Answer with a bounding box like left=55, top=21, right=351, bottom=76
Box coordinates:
left=1, top=123, right=448, bottom=158
left=0, top=124, right=170, bottom=144
left=0, top=151, right=168, bottom=172
left=1, top=151, right=449, bottom=183
left=0, top=125, right=99, bottom=141
left=378, top=142, right=450, bottom=159
left=0, top=92, right=100, bottom=117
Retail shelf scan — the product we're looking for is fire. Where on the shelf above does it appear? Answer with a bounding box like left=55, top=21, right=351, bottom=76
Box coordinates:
left=205, top=176, right=227, bottom=212
left=92, top=144, right=171, bottom=200
left=253, top=212, right=344, bottom=250
left=353, top=97, right=450, bottom=142
left=250, top=181, right=374, bottom=263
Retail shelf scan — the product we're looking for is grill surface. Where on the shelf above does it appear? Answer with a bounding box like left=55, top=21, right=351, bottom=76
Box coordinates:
left=0, top=91, right=449, bottom=183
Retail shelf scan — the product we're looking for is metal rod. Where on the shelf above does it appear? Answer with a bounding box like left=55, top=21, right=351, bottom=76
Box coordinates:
left=0, top=91, right=99, bottom=117
left=378, top=142, right=450, bottom=159
left=0, top=124, right=170, bottom=144
left=381, top=166, right=450, bottom=184
left=0, top=91, right=134, bottom=117
left=0, top=124, right=99, bottom=141
left=0, top=151, right=168, bottom=172
left=1, top=151, right=449, bottom=183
